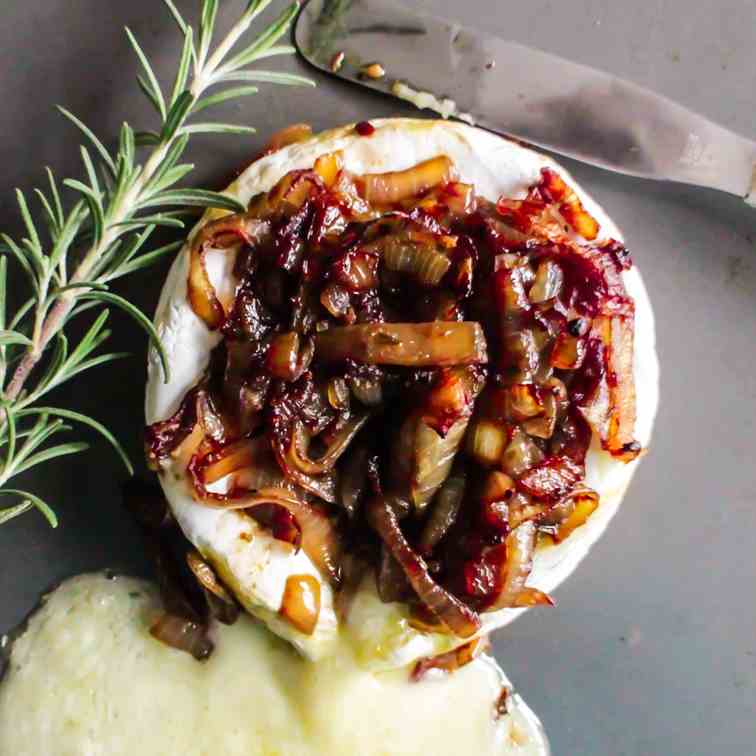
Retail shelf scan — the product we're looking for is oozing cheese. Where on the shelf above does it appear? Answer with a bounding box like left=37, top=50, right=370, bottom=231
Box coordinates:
left=0, top=574, right=549, bottom=756
left=145, top=118, right=660, bottom=665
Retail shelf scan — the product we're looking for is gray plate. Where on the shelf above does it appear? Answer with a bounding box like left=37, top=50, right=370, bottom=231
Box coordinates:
left=1, top=1, right=754, bottom=754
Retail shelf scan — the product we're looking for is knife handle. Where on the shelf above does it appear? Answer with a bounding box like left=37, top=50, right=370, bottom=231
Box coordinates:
left=746, top=165, right=756, bottom=207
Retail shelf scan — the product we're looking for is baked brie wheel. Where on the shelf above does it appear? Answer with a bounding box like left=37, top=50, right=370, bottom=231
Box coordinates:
left=145, top=118, right=659, bottom=666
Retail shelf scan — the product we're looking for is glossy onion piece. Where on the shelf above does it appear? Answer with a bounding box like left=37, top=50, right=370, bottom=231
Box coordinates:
left=272, top=438, right=338, bottom=504
left=288, top=413, right=370, bottom=475
left=149, top=613, right=214, bottom=660
left=507, top=384, right=544, bottom=421
left=170, top=423, right=205, bottom=472
left=487, top=521, right=552, bottom=611
left=466, top=419, right=507, bottom=467
left=396, top=369, right=479, bottom=511
left=529, top=259, right=564, bottom=303
left=516, top=455, right=584, bottom=502
left=439, top=182, right=476, bottom=216
left=314, top=322, right=488, bottom=367
left=367, top=496, right=481, bottom=638
left=554, top=489, right=600, bottom=542
left=227, top=447, right=292, bottom=492
left=410, top=415, right=469, bottom=511
left=418, top=471, right=466, bottom=554
left=313, top=150, right=344, bottom=187
left=326, top=377, right=350, bottom=411
left=501, top=429, right=544, bottom=478
left=266, top=332, right=314, bottom=382
left=320, top=282, right=352, bottom=320
left=538, top=168, right=599, bottom=240
left=550, top=331, right=586, bottom=370
left=358, top=155, right=457, bottom=204
left=199, top=487, right=341, bottom=586
left=186, top=549, right=235, bottom=605
left=382, top=237, right=451, bottom=287
left=200, top=437, right=261, bottom=485
left=145, top=385, right=204, bottom=467
left=188, top=215, right=270, bottom=330
left=279, top=573, right=321, bottom=635
left=522, top=391, right=558, bottom=439
left=411, top=635, right=489, bottom=681
left=337, top=444, right=369, bottom=517
left=578, top=315, right=639, bottom=460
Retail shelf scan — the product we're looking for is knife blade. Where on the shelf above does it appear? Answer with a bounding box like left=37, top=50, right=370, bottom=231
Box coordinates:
left=295, top=0, right=756, bottom=205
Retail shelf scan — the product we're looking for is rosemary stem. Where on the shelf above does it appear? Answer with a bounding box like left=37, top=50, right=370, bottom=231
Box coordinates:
left=3, top=140, right=170, bottom=404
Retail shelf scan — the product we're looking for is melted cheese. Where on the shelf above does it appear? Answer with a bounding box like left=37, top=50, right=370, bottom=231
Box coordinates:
left=0, top=574, right=548, bottom=756
left=145, top=118, right=660, bottom=664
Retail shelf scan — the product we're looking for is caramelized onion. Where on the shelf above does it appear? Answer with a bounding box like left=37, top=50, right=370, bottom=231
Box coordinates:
left=507, top=384, right=544, bottom=421
left=149, top=613, right=213, bottom=660
left=554, top=489, right=600, bottom=542
left=466, top=418, right=507, bottom=466
left=501, top=429, right=544, bottom=478
left=580, top=315, right=639, bottom=459
left=315, top=322, right=488, bottom=366
left=313, top=150, right=343, bottom=187
left=337, top=444, right=369, bottom=517
left=188, top=215, right=270, bottom=329
left=382, top=237, right=451, bottom=286
left=418, top=471, right=466, bottom=554
left=358, top=156, right=456, bottom=204
left=529, top=259, right=564, bottom=303
left=201, top=437, right=259, bottom=485
left=367, top=496, right=481, bottom=637
left=409, top=415, right=469, bottom=511
left=487, top=521, right=542, bottom=611
left=266, top=332, right=314, bottom=382
left=326, top=377, right=350, bottom=410
left=288, top=413, right=370, bottom=475
left=320, top=282, right=353, bottom=320
left=550, top=331, right=586, bottom=370
left=522, top=391, right=557, bottom=439
left=279, top=573, right=321, bottom=635
left=186, top=549, right=235, bottom=604
left=348, top=373, right=383, bottom=406
left=411, top=635, right=489, bottom=681
left=273, top=441, right=338, bottom=504
left=516, top=455, right=583, bottom=502
left=538, top=168, right=599, bottom=240
left=395, top=369, right=479, bottom=511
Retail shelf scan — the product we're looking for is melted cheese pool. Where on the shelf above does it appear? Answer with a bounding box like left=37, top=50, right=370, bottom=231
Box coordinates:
left=0, top=574, right=548, bottom=755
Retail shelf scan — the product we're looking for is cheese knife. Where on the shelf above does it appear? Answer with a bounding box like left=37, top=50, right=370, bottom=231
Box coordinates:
left=294, top=0, right=756, bottom=206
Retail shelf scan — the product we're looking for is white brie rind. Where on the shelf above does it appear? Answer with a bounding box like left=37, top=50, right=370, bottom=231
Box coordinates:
left=145, top=118, right=660, bottom=666
left=0, top=573, right=549, bottom=756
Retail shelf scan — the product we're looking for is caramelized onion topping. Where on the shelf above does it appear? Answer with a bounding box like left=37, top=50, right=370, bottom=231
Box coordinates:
left=146, top=149, right=640, bottom=628
left=279, top=573, right=321, bottom=635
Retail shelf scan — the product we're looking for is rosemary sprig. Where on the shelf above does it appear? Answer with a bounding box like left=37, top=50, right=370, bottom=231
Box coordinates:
left=0, top=0, right=313, bottom=527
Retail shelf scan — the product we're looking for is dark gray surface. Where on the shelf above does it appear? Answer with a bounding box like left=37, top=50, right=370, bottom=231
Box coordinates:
left=0, top=1, right=754, bottom=754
